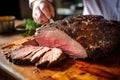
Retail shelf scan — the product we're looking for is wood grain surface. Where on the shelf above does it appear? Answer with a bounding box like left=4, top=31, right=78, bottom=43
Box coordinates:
left=0, top=36, right=120, bottom=80
left=0, top=20, right=120, bottom=80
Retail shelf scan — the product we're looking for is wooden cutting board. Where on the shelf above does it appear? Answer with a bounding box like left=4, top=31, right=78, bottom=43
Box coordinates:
left=0, top=37, right=120, bottom=80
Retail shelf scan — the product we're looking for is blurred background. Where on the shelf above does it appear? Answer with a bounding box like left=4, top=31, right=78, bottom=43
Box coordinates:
left=0, top=0, right=83, bottom=20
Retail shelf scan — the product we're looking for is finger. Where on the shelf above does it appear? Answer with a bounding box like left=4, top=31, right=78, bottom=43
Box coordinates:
left=34, top=16, right=48, bottom=24
left=39, top=2, right=52, bottom=19
left=32, top=9, right=38, bottom=23
left=48, top=3, right=55, bottom=17
left=34, top=13, right=48, bottom=24
left=32, top=7, right=48, bottom=24
left=32, top=7, right=41, bottom=24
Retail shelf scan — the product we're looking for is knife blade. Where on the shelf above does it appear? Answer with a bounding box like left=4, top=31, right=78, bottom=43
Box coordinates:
left=35, top=18, right=55, bottom=35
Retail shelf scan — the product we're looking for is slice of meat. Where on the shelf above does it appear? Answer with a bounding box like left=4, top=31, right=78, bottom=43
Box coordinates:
left=30, top=47, right=51, bottom=63
left=34, top=27, right=87, bottom=59
left=5, top=45, right=40, bottom=64
left=10, top=45, right=39, bottom=60
left=36, top=48, right=66, bottom=67
left=22, top=46, right=43, bottom=61
left=22, top=38, right=39, bottom=46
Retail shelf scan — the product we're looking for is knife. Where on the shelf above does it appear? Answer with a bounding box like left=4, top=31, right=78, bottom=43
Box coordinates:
left=35, top=18, right=55, bottom=35
left=49, top=18, right=55, bottom=23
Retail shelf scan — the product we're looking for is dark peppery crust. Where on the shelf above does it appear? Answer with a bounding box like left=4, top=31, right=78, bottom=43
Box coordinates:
left=40, top=15, right=120, bottom=59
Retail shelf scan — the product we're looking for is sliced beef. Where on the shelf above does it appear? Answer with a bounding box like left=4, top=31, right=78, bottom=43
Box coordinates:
left=8, top=45, right=39, bottom=60
left=5, top=44, right=66, bottom=66
left=5, top=45, right=40, bottom=64
left=34, top=15, right=120, bottom=59
left=30, top=47, right=50, bottom=63
left=22, top=38, right=39, bottom=46
left=22, top=46, right=43, bottom=61
left=36, top=48, right=66, bottom=67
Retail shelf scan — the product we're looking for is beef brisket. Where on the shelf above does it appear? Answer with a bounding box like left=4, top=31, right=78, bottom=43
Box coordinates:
left=34, top=15, right=120, bottom=59
left=4, top=15, right=120, bottom=66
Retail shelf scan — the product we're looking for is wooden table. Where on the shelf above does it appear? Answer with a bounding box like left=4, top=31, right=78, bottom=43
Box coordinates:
left=0, top=20, right=25, bottom=80
left=0, top=20, right=120, bottom=80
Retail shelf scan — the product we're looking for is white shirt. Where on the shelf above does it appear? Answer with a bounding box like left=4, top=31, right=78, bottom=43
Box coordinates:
left=29, top=0, right=120, bottom=21
left=83, top=0, right=120, bottom=21
left=29, top=0, right=53, bottom=8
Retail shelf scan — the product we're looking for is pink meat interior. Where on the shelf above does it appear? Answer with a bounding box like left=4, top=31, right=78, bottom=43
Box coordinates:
left=34, top=27, right=87, bottom=59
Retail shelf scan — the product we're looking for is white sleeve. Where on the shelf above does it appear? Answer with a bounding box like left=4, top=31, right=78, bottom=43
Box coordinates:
left=28, top=0, right=53, bottom=9
left=28, top=0, right=36, bottom=8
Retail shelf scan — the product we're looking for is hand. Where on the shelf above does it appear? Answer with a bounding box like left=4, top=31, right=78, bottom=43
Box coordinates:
left=32, top=0, right=55, bottom=24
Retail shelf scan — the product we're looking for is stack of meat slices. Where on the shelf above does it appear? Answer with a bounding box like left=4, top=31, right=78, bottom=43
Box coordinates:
left=5, top=40, right=66, bottom=67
